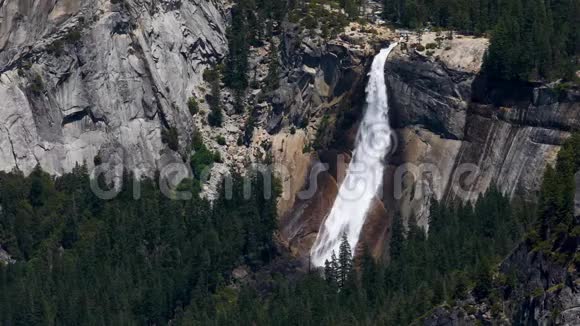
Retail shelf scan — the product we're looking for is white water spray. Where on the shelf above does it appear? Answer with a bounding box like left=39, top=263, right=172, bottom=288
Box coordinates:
left=311, top=43, right=398, bottom=267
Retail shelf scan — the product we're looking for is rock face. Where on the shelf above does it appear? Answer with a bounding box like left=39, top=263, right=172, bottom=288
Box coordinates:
left=1, top=2, right=577, bottom=280
left=272, top=22, right=393, bottom=259
left=500, top=244, right=580, bottom=325
left=0, top=0, right=227, bottom=176
left=420, top=243, right=579, bottom=326
left=384, top=41, right=580, bottom=229
left=278, top=33, right=579, bottom=262
left=265, top=22, right=391, bottom=135
left=0, top=246, right=14, bottom=264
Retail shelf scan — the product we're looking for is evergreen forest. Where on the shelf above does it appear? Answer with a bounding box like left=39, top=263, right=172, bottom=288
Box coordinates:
left=0, top=127, right=577, bottom=324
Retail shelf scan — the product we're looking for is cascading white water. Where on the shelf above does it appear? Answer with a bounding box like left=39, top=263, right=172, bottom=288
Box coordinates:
left=311, top=43, right=398, bottom=267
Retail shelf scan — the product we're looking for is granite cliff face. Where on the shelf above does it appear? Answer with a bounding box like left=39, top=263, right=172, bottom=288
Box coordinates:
left=278, top=32, right=579, bottom=262
left=0, top=3, right=576, bottom=324
left=383, top=36, right=580, bottom=231
left=500, top=244, right=580, bottom=325
left=0, top=0, right=227, bottom=176
left=0, top=2, right=577, bottom=269
left=420, top=241, right=579, bottom=326
left=271, top=23, right=393, bottom=258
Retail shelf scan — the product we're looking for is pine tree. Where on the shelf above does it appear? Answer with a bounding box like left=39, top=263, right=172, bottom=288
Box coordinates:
left=390, top=213, right=405, bottom=261
left=452, top=272, right=469, bottom=300
left=233, top=89, right=245, bottom=114
left=407, top=215, right=425, bottom=242
left=207, top=76, right=223, bottom=127
left=338, top=233, right=353, bottom=289
left=224, top=2, right=250, bottom=90
left=264, top=39, right=280, bottom=92
left=330, top=251, right=341, bottom=289
left=361, top=245, right=382, bottom=303
left=472, top=261, right=493, bottom=301
left=340, top=0, right=360, bottom=18
left=484, top=10, right=523, bottom=80
left=324, top=253, right=339, bottom=290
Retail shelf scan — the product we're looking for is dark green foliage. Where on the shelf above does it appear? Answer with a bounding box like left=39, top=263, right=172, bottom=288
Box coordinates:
left=425, top=42, right=437, bottom=49
left=483, top=0, right=553, bottom=81
left=190, top=145, right=214, bottom=179
left=324, top=252, right=340, bottom=289
left=383, top=0, right=579, bottom=82
left=473, top=262, right=493, bottom=301
left=342, top=0, right=361, bottom=17
left=223, top=133, right=576, bottom=326
left=46, top=29, right=82, bottom=57
left=302, top=15, right=317, bottom=29
left=64, top=29, right=82, bottom=44
left=190, top=131, right=220, bottom=180
left=187, top=97, right=199, bottom=116
left=1, top=130, right=577, bottom=325
left=29, top=73, right=44, bottom=95
left=243, top=110, right=256, bottom=147
left=313, top=115, right=332, bottom=150
left=389, top=213, right=405, bottom=260
left=223, top=3, right=251, bottom=90
left=213, top=151, right=223, bottom=163
left=191, top=129, right=204, bottom=151
left=415, top=43, right=425, bottom=51
left=229, top=0, right=287, bottom=87
left=161, top=126, right=179, bottom=151
left=453, top=272, right=470, bottom=300
left=0, top=162, right=279, bottom=325
left=202, top=67, right=223, bottom=126
left=383, top=0, right=498, bottom=31
left=233, top=89, right=245, bottom=114
left=172, top=184, right=531, bottom=325
left=223, top=0, right=288, bottom=91
left=338, top=233, right=353, bottom=289
left=360, top=245, right=382, bottom=304
left=322, top=235, right=355, bottom=292
left=264, top=40, right=281, bottom=92
left=203, top=67, right=220, bottom=83
left=207, top=70, right=223, bottom=127
left=47, top=40, right=65, bottom=56
left=289, top=0, right=351, bottom=38
left=532, top=133, right=580, bottom=259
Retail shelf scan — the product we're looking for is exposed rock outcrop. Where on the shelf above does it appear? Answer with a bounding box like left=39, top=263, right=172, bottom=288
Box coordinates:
left=500, top=244, right=579, bottom=325
left=264, top=22, right=392, bottom=135
left=272, top=22, right=394, bottom=258
left=278, top=31, right=579, bottom=263
left=384, top=38, right=580, bottom=229
left=0, top=245, right=14, bottom=265
left=187, top=21, right=393, bottom=201
left=0, top=0, right=227, bottom=177
left=2, top=3, right=577, bottom=282
left=419, top=242, right=579, bottom=326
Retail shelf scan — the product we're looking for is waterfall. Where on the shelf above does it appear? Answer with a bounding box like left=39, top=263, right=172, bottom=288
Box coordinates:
left=311, top=43, right=398, bottom=267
